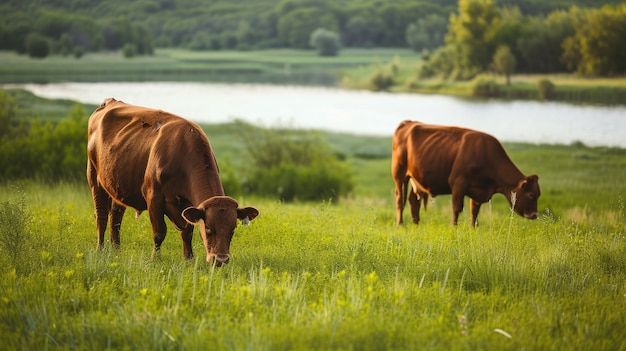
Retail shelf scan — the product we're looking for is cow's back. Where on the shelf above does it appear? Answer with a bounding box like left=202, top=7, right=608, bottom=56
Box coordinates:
left=87, top=99, right=203, bottom=209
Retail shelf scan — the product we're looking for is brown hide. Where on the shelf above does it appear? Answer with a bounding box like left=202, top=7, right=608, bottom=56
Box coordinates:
left=87, top=98, right=258, bottom=265
left=392, top=120, right=540, bottom=226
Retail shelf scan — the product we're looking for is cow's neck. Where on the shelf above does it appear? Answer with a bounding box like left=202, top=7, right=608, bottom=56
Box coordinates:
left=495, top=165, right=525, bottom=207
left=186, top=171, right=226, bottom=206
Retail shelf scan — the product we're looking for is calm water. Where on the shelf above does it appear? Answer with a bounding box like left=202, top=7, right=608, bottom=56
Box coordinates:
left=9, top=82, right=626, bottom=147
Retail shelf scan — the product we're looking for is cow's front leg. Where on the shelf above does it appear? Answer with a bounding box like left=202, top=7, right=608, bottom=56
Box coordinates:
left=408, top=190, right=421, bottom=224
left=109, top=202, right=126, bottom=248
left=146, top=192, right=168, bottom=258
left=180, top=226, right=194, bottom=260
left=469, top=199, right=481, bottom=227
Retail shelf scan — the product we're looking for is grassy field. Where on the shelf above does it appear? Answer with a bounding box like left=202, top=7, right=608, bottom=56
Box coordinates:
left=1, top=115, right=625, bottom=349
left=0, top=48, right=419, bottom=86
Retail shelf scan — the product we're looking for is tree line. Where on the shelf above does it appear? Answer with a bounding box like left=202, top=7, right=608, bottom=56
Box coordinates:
left=0, top=0, right=624, bottom=76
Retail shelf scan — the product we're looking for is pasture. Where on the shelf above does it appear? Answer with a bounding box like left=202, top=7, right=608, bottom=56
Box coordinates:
left=1, top=126, right=625, bottom=349
left=0, top=48, right=419, bottom=86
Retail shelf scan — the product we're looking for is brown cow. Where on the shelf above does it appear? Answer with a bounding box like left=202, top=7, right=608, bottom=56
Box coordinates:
left=392, top=120, right=540, bottom=226
left=87, top=98, right=259, bottom=266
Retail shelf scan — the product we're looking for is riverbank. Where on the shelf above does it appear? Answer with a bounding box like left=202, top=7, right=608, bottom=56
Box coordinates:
left=340, top=60, right=626, bottom=106
left=2, top=48, right=625, bottom=106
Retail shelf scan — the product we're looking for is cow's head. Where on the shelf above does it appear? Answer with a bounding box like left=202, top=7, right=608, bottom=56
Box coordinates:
left=182, top=196, right=259, bottom=266
left=512, top=174, right=540, bottom=220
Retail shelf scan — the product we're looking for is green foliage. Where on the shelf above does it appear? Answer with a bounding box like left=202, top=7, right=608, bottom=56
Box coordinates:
left=310, top=28, right=341, bottom=57
left=446, top=0, right=501, bottom=79
left=405, top=14, right=448, bottom=52
left=492, top=45, right=516, bottom=85
left=468, top=74, right=500, bottom=97
left=122, top=43, right=138, bottom=58
left=0, top=102, right=88, bottom=181
left=24, top=33, right=50, bottom=58
left=517, top=12, right=573, bottom=73
left=0, top=189, right=31, bottom=271
left=537, top=78, right=556, bottom=100
left=0, top=90, right=16, bottom=138
left=235, top=120, right=353, bottom=202
left=278, top=7, right=339, bottom=49
left=367, top=67, right=395, bottom=92
left=343, top=15, right=380, bottom=47
left=562, top=4, right=626, bottom=76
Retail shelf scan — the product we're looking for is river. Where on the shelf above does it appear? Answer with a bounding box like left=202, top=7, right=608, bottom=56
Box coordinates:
left=7, top=82, right=626, bottom=147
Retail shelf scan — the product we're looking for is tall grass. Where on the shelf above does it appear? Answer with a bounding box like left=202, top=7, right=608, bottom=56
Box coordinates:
left=0, top=139, right=624, bottom=350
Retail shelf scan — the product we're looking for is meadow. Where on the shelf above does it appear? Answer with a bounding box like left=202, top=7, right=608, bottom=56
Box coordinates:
left=1, top=120, right=625, bottom=349
left=0, top=48, right=419, bottom=86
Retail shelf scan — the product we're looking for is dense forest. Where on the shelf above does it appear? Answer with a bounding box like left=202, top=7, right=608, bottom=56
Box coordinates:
left=1, top=0, right=625, bottom=76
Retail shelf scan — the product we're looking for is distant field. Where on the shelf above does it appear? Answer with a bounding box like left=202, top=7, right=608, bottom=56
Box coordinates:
left=0, top=48, right=419, bottom=85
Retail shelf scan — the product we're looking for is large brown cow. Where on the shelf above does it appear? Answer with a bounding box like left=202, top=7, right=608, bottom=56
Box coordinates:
left=392, top=120, right=540, bottom=226
left=87, top=98, right=259, bottom=266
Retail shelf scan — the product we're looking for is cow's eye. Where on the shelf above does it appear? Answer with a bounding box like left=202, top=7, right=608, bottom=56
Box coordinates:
left=528, top=193, right=536, bottom=200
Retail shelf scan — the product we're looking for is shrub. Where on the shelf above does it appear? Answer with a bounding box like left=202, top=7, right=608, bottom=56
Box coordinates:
left=122, top=43, right=137, bottom=58
left=73, top=46, right=84, bottom=59
left=468, top=75, right=500, bottom=98
left=537, top=79, right=556, bottom=100
left=0, top=190, right=31, bottom=271
left=309, top=28, right=341, bottom=57
left=24, top=33, right=50, bottom=58
left=236, top=121, right=353, bottom=202
left=367, top=67, right=394, bottom=91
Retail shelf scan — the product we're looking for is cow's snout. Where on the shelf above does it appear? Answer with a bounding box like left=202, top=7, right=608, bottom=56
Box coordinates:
left=207, top=253, right=230, bottom=266
left=525, top=212, right=539, bottom=219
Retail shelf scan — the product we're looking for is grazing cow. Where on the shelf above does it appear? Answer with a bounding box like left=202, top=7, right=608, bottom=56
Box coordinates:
left=392, top=120, right=540, bottom=226
left=87, top=98, right=259, bottom=266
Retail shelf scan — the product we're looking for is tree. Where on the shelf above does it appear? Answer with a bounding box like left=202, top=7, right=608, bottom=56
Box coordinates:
left=405, top=14, right=447, bottom=52
left=309, top=28, right=341, bottom=56
left=492, top=45, right=516, bottom=85
left=24, top=33, right=50, bottom=58
left=0, top=91, right=17, bottom=138
left=446, top=0, right=501, bottom=79
left=562, top=4, right=626, bottom=76
left=278, top=7, right=338, bottom=49
left=517, top=12, right=573, bottom=73
left=343, top=15, right=380, bottom=47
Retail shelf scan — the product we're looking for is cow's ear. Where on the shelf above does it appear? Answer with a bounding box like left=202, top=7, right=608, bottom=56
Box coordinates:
left=182, top=207, right=204, bottom=224
left=237, top=207, right=259, bottom=222
left=521, top=174, right=538, bottom=189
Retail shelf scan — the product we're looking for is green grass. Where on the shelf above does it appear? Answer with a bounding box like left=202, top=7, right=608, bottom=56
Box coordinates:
left=1, top=133, right=625, bottom=349
left=0, top=48, right=419, bottom=86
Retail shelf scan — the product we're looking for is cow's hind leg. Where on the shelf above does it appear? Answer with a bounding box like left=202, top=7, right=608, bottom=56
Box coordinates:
left=451, top=191, right=465, bottom=226
left=109, top=203, right=126, bottom=248
left=88, top=164, right=112, bottom=250
left=394, top=177, right=409, bottom=225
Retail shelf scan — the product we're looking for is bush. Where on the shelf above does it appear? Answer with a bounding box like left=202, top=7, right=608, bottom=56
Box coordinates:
left=468, top=75, right=500, bottom=98
left=537, top=79, right=556, bottom=100
left=0, top=190, right=31, bottom=271
left=236, top=121, right=353, bottom=202
left=122, top=43, right=137, bottom=58
left=24, top=33, right=50, bottom=58
left=0, top=102, right=88, bottom=181
left=309, top=28, right=341, bottom=57
left=367, top=67, right=394, bottom=91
